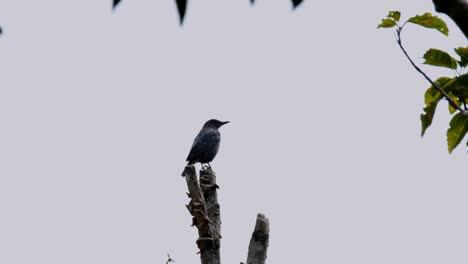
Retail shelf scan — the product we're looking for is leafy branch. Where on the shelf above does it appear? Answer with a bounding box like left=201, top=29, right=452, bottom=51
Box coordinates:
left=395, top=25, right=462, bottom=112
left=378, top=11, right=468, bottom=153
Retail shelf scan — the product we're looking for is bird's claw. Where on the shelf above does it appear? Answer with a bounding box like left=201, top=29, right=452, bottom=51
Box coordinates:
left=201, top=164, right=211, bottom=171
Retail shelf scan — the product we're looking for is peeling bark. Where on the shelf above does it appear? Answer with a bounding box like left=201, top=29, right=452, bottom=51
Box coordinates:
left=182, top=165, right=221, bottom=264
left=200, top=168, right=222, bottom=244
left=182, top=166, right=269, bottom=264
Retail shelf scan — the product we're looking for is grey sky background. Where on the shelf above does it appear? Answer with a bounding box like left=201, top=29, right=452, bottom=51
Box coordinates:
left=0, top=0, right=467, bottom=263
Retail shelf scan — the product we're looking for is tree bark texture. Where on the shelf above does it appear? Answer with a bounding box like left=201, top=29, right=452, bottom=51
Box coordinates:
left=433, top=0, right=468, bottom=38
left=200, top=168, right=222, bottom=242
left=182, top=166, right=269, bottom=264
left=182, top=165, right=221, bottom=264
left=246, top=214, right=270, bottom=264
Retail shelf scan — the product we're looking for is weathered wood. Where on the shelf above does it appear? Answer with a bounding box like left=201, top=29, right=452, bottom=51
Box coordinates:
left=246, top=214, right=270, bottom=264
left=183, top=166, right=269, bottom=264
left=200, top=168, right=221, bottom=259
left=433, top=0, right=468, bottom=38
left=182, top=165, right=221, bottom=264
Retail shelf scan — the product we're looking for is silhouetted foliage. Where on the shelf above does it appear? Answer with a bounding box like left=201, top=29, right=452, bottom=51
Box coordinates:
left=432, top=0, right=468, bottom=38
left=113, top=0, right=121, bottom=9
left=175, top=0, right=187, bottom=25
left=250, top=0, right=304, bottom=8
left=111, top=0, right=304, bottom=25
left=291, top=0, right=304, bottom=9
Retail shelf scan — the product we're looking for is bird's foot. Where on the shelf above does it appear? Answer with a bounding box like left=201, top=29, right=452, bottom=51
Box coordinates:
left=200, top=163, right=214, bottom=173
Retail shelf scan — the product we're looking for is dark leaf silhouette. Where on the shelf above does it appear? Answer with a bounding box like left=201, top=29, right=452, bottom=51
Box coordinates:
left=433, top=0, right=468, bottom=38
left=113, top=0, right=121, bottom=9
left=251, top=0, right=303, bottom=9
left=110, top=0, right=302, bottom=25
left=292, top=0, right=304, bottom=9
left=176, top=0, right=187, bottom=25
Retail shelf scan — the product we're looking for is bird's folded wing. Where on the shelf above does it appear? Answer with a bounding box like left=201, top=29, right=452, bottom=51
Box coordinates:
left=186, top=129, right=220, bottom=162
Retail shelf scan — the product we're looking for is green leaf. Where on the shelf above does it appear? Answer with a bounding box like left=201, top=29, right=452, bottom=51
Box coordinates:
left=420, top=77, right=453, bottom=136
left=421, top=87, right=442, bottom=136
left=447, top=113, right=468, bottom=153
left=445, top=74, right=468, bottom=99
left=423, top=49, right=458, bottom=69
left=448, top=92, right=461, bottom=114
left=378, top=18, right=397, bottom=28
left=387, top=11, right=401, bottom=22
left=407, top=13, right=449, bottom=36
left=455, top=47, right=468, bottom=67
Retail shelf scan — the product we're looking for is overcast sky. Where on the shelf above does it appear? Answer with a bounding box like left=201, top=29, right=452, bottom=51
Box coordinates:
left=0, top=1, right=467, bottom=264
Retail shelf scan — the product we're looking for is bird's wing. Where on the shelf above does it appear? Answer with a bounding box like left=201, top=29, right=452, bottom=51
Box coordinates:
left=186, top=129, right=220, bottom=162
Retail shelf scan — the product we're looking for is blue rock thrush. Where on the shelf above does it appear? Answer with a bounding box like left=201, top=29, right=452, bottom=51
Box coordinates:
left=186, top=119, right=229, bottom=168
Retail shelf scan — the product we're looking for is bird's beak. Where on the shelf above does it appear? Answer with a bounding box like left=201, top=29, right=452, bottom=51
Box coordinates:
left=221, top=121, right=230, bottom=126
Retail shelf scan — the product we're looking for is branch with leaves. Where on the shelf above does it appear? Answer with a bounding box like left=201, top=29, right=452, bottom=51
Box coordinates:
left=378, top=11, right=468, bottom=153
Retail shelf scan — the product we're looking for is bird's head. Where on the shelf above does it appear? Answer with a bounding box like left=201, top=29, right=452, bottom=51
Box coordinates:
left=203, top=119, right=230, bottom=129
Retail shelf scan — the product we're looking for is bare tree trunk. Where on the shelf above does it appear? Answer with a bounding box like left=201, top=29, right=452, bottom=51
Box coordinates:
left=433, top=0, right=468, bottom=38
left=200, top=168, right=222, bottom=246
left=182, top=165, right=269, bottom=264
left=246, top=214, right=270, bottom=264
left=182, top=165, right=221, bottom=264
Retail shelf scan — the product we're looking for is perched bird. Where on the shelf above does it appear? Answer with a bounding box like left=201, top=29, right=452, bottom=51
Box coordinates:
left=186, top=119, right=229, bottom=168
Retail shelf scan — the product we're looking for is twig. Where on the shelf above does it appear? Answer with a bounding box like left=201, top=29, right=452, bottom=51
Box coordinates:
left=166, top=254, right=175, bottom=264
left=396, top=26, right=463, bottom=112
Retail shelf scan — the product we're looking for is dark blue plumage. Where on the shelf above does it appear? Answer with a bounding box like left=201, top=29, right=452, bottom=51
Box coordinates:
left=186, top=119, right=229, bottom=166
